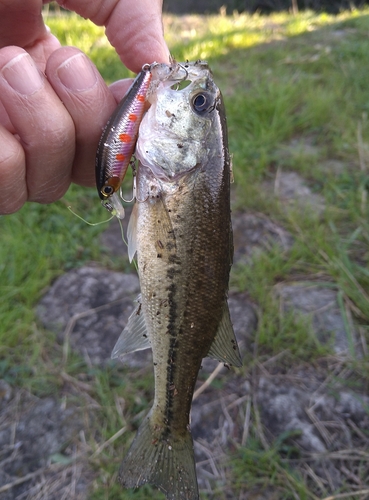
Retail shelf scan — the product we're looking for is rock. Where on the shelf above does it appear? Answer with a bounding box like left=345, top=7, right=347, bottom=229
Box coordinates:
left=274, top=171, right=325, bottom=212
left=255, top=373, right=369, bottom=489
left=191, top=380, right=250, bottom=491
left=191, top=365, right=369, bottom=495
left=232, top=212, right=293, bottom=264
left=275, top=282, right=356, bottom=354
left=36, top=266, right=140, bottom=365
left=320, top=159, right=345, bottom=174
left=0, top=390, right=90, bottom=500
left=256, top=376, right=327, bottom=453
left=282, top=137, right=321, bottom=159
left=263, top=171, right=325, bottom=213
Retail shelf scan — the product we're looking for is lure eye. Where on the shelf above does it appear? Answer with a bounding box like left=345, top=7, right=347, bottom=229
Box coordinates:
left=100, top=176, right=121, bottom=198
left=101, top=185, right=115, bottom=197
left=191, top=92, right=213, bottom=114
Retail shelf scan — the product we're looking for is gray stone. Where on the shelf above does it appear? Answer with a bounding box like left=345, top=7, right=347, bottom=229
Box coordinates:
left=255, top=374, right=369, bottom=489
left=191, top=367, right=369, bottom=495
left=263, top=171, right=325, bottom=213
left=36, top=266, right=140, bottom=365
left=274, top=171, right=325, bottom=212
left=275, top=282, right=355, bottom=353
left=320, top=159, right=346, bottom=174
left=232, top=212, right=293, bottom=264
left=282, top=137, right=320, bottom=159
left=0, top=391, right=89, bottom=500
left=257, top=376, right=325, bottom=452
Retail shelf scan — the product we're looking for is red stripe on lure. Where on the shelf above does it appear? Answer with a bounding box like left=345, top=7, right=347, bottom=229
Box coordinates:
left=95, top=64, right=152, bottom=207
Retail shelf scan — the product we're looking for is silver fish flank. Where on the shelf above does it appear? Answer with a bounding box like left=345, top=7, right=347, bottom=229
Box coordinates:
left=112, top=60, right=241, bottom=499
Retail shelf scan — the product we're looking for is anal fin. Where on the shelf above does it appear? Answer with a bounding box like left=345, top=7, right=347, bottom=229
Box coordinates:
left=207, top=301, right=242, bottom=367
left=111, top=294, right=151, bottom=360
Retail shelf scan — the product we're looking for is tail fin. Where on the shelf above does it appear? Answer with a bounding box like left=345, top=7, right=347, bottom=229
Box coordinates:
left=119, top=416, right=199, bottom=499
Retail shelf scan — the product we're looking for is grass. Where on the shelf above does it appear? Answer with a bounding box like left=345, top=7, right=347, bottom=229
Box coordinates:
left=1, top=5, right=369, bottom=499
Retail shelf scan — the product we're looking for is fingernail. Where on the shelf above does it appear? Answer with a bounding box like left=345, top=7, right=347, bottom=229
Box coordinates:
left=2, top=53, right=43, bottom=96
left=57, top=53, right=97, bottom=92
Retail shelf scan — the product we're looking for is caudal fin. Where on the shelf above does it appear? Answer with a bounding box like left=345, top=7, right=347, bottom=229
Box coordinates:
left=119, top=416, right=199, bottom=499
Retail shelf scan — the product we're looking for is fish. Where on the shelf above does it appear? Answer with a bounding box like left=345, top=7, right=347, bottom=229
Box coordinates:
left=111, top=60, right=241, bottom=499
left=95, top=64, right=152, bottom=218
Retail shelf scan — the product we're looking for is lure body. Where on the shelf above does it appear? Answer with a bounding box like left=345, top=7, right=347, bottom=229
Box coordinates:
left=95, top=65, right=152, bottom=205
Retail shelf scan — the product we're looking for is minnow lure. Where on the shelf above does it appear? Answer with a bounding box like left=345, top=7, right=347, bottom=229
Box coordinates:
left=95, top=64, right=152, bottom=215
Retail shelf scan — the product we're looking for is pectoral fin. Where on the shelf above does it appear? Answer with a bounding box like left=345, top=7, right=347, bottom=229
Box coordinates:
left=111, top=295, right=151, bottom=360
left=207, top=302, right=242, bottom=367
left=127, top=202, right=138, bottom=263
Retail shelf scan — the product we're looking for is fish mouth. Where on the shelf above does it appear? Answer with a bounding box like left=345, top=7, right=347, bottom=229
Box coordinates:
left=150, top=60, right=209, bottom=82
left=147, top=60, right=212, bottom=100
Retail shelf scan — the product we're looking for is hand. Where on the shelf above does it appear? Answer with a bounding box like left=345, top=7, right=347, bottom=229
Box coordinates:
left=0, top=0, right=169, bottom=214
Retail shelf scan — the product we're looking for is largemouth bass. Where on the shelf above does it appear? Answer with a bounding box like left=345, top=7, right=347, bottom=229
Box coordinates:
left=111, top=60, right=241, bottom=499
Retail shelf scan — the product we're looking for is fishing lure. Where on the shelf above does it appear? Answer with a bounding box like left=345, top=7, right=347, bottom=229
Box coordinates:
left=95, top=64, right=152, bottom=215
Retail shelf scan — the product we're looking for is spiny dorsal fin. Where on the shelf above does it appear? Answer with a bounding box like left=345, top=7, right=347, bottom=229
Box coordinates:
left=111, top=295, right=151, bottom=360
left=207, top=301, right=242, bottom=367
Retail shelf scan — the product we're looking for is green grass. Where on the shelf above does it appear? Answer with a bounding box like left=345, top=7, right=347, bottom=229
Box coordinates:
left=2, top=6, right=369, bottom=499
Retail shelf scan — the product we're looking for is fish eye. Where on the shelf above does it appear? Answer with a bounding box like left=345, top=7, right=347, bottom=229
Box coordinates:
left=191, top=92, right=213, bottom=114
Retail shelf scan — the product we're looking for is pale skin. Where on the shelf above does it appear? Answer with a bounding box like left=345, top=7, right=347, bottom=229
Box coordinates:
left=0, top=0, right=169, bottom=214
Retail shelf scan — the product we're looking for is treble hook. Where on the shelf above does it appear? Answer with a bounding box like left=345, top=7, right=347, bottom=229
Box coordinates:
left=121, top=160, right=138, bottom=203
left=133, top=175, right=150, bottom=203
left=120, top=168, right=149, bottom=204
left=120, top=186, right=135, bottom=204
left=177, top=62, right=189, bottom=82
